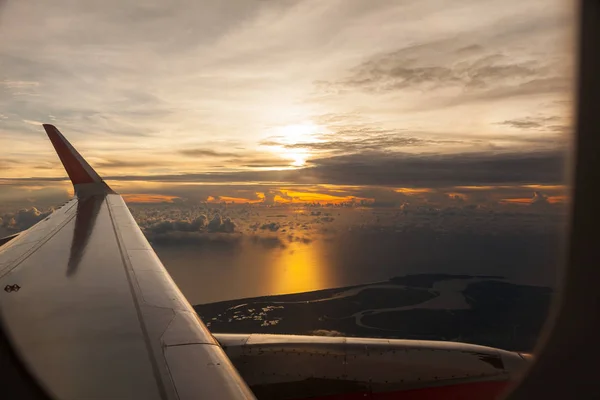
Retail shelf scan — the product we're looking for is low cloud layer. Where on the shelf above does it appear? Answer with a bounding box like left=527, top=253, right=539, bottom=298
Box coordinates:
left=1, top=207, right=53, bottom=231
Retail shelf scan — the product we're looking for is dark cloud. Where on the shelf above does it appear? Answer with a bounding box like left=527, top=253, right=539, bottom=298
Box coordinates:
left=179, top=149, right=241, bottom=158
left=207, top=214, right=236, bottom=233
left=329, top=52, right=538, bottom=91
left=498, top=116, right=567, bottom=132
left=319, top=40, right=569, bottom=104
left=1, top=207, right=53, bottom=231
left=260, top=222, right=280, bottom=232
left=305, top=150, right=567, bottom=187
left=6, top=149, right=566, bottom=188
left=145, top=215, right=208, bottom=234
left=499, top=119, right=543, bottom=130
left=241, top=162, right=291, bottom=168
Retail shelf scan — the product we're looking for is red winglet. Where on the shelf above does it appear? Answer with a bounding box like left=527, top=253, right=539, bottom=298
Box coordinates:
left=43, top=124, right=99, bottom=185
left=43, top=124, right=113, bottom=198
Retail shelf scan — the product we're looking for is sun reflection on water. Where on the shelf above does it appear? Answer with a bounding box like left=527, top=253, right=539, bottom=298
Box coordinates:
left=268, top=240, right=331, bottom=295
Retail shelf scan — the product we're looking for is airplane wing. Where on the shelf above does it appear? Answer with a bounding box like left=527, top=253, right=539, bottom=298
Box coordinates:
left=0, top=125, right=256, bottom=400
left=0, top=125, right=528, bottom=400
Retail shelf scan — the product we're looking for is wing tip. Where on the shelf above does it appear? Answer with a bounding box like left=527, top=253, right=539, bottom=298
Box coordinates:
left=42, top=123, right=113, bottom=196
left=42, top=123, right=59, bottom=136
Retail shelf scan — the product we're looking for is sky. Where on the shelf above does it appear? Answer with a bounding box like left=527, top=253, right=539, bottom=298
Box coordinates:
left=0, top=0, right=574, bottom=307
left=0, top=0, right=573, bottom=209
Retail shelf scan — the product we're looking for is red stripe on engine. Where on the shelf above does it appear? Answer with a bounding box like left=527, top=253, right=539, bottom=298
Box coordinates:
left=44, top=125, right=95, bottom=185
left=299, top=380, right=510, bottom=400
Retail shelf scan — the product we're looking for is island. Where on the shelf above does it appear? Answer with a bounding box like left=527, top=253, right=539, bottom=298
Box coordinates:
left=195, top=273, right=553, bottom=352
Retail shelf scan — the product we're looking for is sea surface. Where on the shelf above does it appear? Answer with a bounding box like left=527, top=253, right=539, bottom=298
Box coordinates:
left=155, top=229, right=562, bottom=305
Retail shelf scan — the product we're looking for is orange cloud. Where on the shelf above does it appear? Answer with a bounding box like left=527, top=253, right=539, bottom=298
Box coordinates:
left=500, top=195, right=567, bottom=205
left=447, top=192, right=467, bottom=200
left=547, top=195, right=568, bottom=204
left=500, top=198, right=532, bottom=205
left=122, top=194, right=179, bottom=203
left=394, top=187, right=433, bottom=194
left=454, top=185, right=497, bottom=190
left=521, top=185, right=566, bottom=190
left=276, top=189, right=370, bottom=204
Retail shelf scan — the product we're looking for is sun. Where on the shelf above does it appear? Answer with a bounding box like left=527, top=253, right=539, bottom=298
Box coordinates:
left=287, top=149, right=308, bottom=167
left=269, top=122, right=320, bottom=167
left=276, top=123, right=318, bottom=144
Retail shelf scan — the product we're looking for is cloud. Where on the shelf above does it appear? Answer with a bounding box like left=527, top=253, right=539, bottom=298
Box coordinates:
left=179, top=149, right=293, bottom=169
left=260, top=222, right=280, bottom=232
left=207, top=214, right=236, bottom=233
left=240, top=160, right=292, bottom=168
left=341, top=53, right=541, bottom=93
left=179, top=149, right=241, bottom=158
left=314, top=7, right=572, bottom=104
left=95, top=159, right=161, bottom=169
left=311, top=13, right=572, bottom=113
left=0, top=157, right=24, bottom=170
left=0, top=0, right=572, bottom=213
left=305, top=150, right=567, bottom=187
left=147, top=220, right=176, bottom=234
left=138, top=208, right=241, bottom=244
left=262, top=128, right=459, bottom=155
left=145, top=214, right=208, bottom=234
left=6, top=149, right=566, bottom=189
left=261, top=190, right=296, bottom=205
left=497, top=116, right=567, bottom=132
left=1, top=207, right=53, bottom=231
left=315, top=216, right=335, bottom=223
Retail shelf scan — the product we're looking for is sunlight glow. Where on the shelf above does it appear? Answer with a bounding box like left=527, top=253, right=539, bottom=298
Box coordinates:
left=267, top=122, right=324, bottom=167
left=276, top=123, right=319, bottom=144
left=286, top=149, right=309, bottom=167
left=394, top=188, right=434, bottom=194
left=275, top=189, right=368, bottom=204
left=269, top=241, right=331, bottom=295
